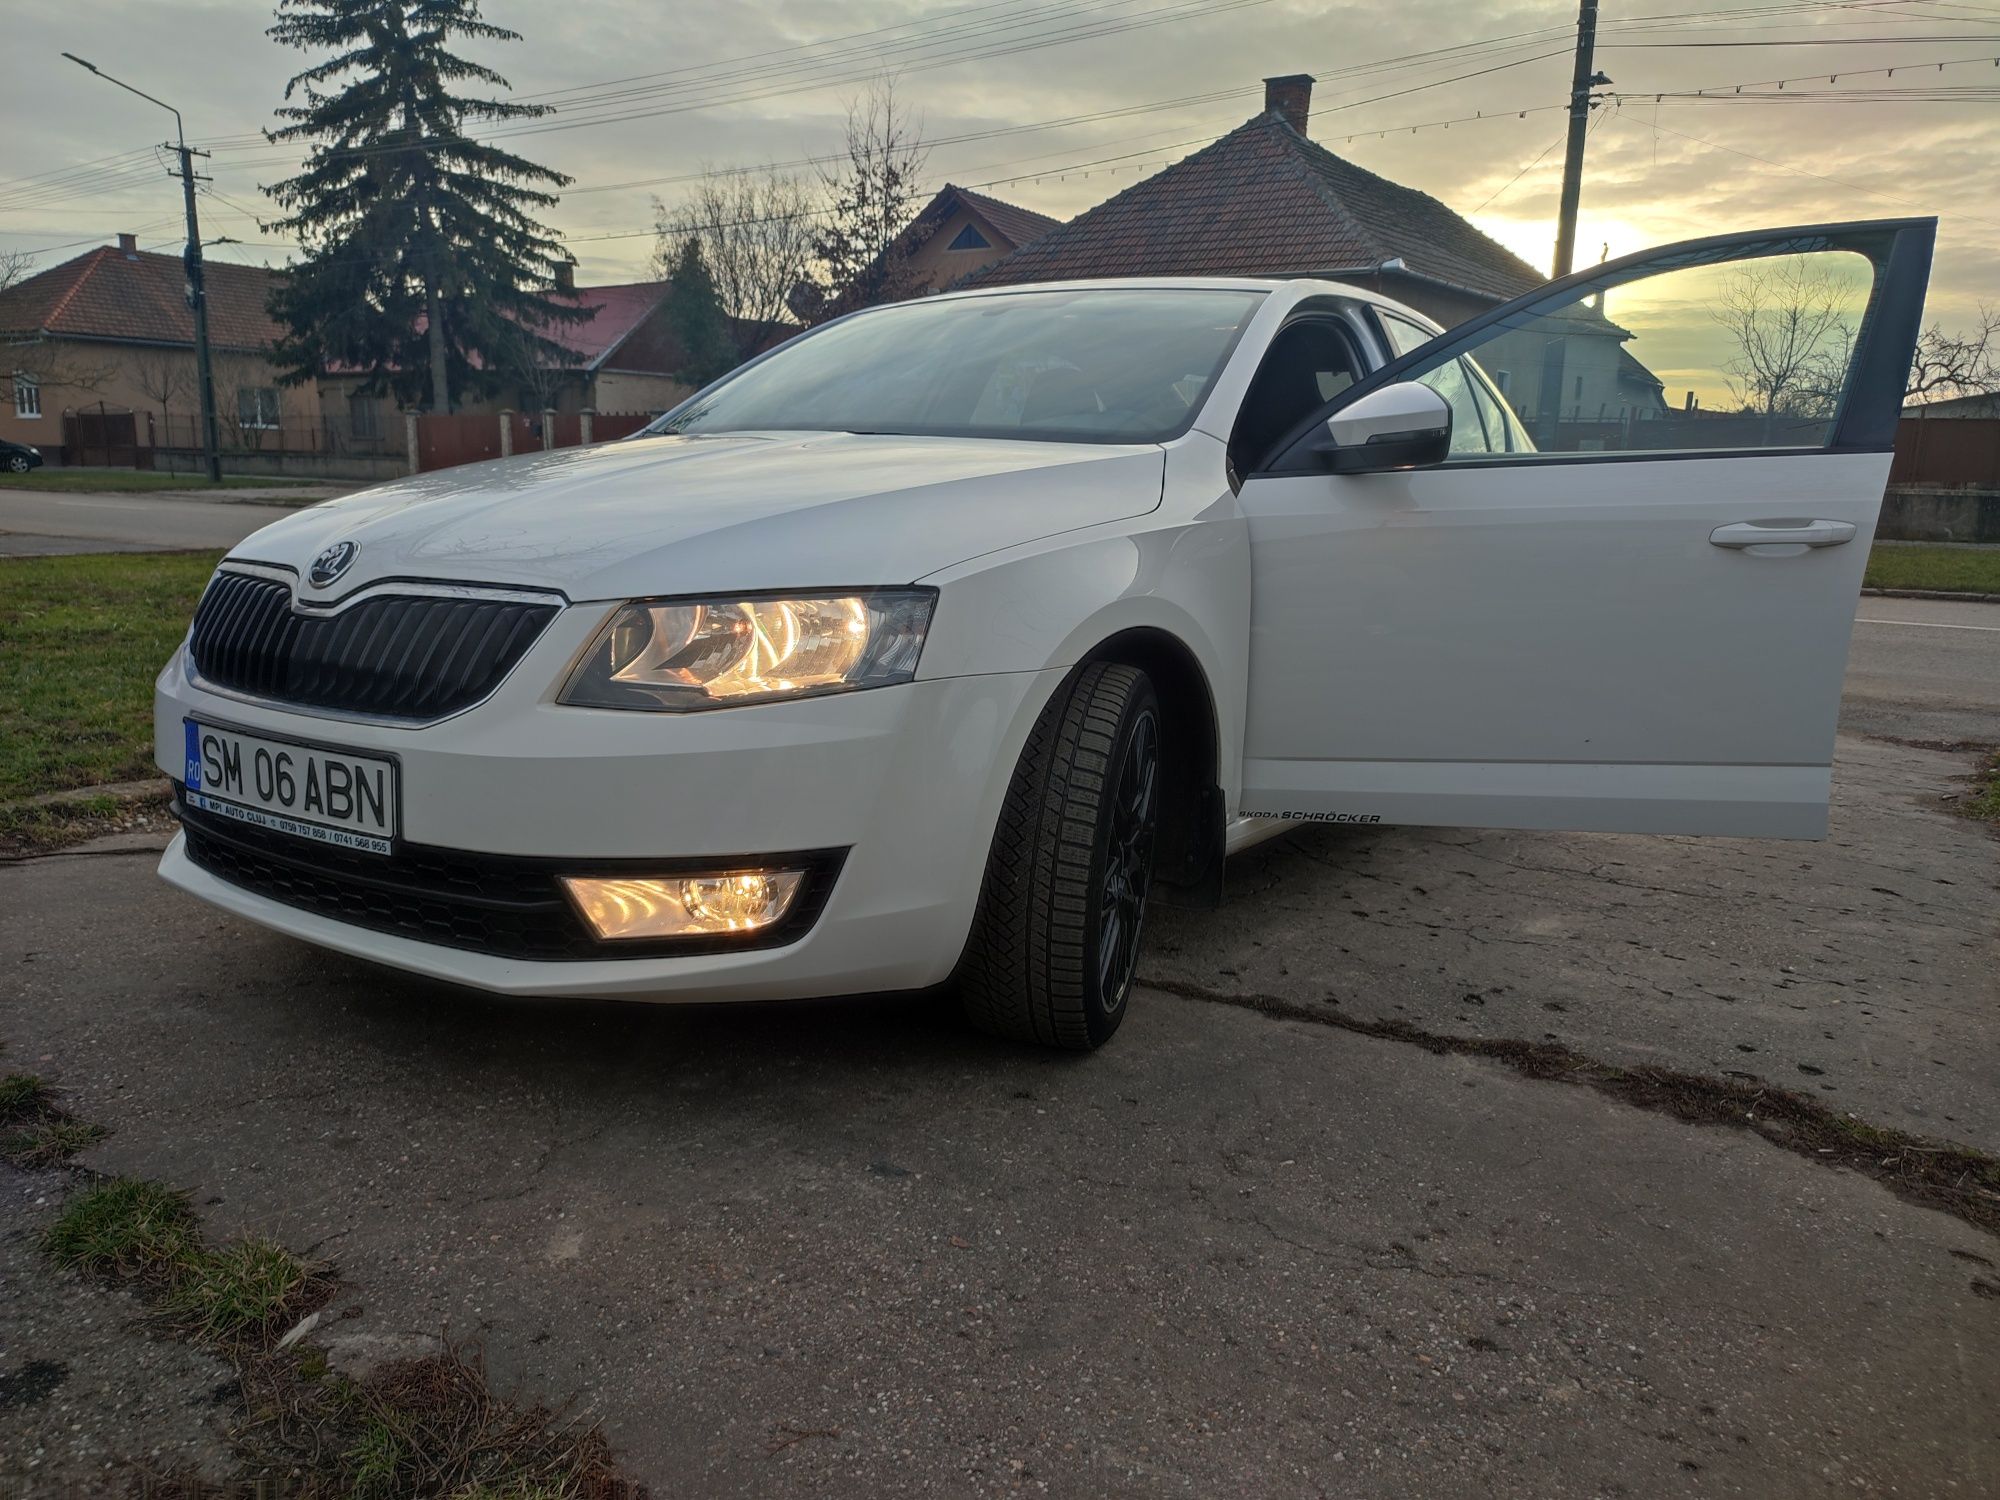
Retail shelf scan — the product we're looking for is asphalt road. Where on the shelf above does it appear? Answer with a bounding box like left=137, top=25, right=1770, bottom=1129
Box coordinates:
left=0, top=488, right=318, bottom=555
left=1842, top=594, right=2000, bottom=744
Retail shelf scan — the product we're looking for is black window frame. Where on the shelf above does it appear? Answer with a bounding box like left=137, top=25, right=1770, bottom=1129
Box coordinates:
left=1230, top=302, right=1373, bottom=475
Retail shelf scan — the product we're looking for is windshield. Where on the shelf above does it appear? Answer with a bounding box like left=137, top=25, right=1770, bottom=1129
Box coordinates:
left=650, top=287, right=1266, bottom=445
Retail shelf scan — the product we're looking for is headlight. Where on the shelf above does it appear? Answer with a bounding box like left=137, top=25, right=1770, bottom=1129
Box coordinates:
left=559, top=589, right=936, bottom=711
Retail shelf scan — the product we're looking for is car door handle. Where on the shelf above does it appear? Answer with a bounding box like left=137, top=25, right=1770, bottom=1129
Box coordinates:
left=1709, top=519, right=1857, bottom=550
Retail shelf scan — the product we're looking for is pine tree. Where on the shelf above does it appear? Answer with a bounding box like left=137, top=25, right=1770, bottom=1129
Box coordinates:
left=661, top=238, right=738, bottom=389
left=262, top=0, right=589, bottom=411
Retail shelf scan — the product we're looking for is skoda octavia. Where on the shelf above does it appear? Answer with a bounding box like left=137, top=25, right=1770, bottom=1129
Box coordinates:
left=157, top=219, right=1932, bottom=1049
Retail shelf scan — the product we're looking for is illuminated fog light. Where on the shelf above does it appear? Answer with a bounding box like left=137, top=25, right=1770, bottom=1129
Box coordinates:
left=561, top=869, right=806, bottom=940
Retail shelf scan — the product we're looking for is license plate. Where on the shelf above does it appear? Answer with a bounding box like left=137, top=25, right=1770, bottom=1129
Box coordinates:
left=182, top=720, right=398, bottom=855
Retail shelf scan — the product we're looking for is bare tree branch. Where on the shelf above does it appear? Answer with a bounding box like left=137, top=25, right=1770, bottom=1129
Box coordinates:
left=1905, top=306, right=2000, bottom=405
left=1711, top=256, right=1857, bottom=420
left=803, top=77, right=931, bottom=322
left=652, top=166, right=818, bottom=337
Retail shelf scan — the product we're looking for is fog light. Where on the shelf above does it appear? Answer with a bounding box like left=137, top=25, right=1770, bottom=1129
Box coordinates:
left=560, top=869, right=806, bottom=940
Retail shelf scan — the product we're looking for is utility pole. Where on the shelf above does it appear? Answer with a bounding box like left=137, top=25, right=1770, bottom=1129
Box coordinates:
left=1551, top=0, right=1611, bottom=280
left=63, top=53, right=222, bottom=483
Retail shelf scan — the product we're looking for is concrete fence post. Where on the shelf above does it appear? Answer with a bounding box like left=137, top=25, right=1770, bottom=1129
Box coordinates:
left=499, top=410, right=514, bottom=459
left=405, top=410, right=421, bottom=475
left=542, top=408, right=557, bottom=452
left=579, top=408, right=594, bottom=447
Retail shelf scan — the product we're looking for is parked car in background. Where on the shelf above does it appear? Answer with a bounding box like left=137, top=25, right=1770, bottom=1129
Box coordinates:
left=1, top=438, right=44, bottom=473
left=154, top=218, right=1933, bottom=1050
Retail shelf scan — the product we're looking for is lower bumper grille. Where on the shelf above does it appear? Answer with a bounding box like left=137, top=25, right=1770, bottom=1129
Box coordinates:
left=175, top=794, right=843, bottom=962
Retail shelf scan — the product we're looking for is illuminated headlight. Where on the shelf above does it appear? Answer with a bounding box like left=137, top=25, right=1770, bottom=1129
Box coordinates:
left=559, top=589, right=936, bottom=711
left=562, top=870, right=806, bottom=940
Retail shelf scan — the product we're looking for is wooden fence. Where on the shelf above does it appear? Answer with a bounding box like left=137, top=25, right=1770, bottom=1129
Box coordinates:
left=1890, top=416, right=2000, bottom=490
left=412, top=410, right=655, bottom=473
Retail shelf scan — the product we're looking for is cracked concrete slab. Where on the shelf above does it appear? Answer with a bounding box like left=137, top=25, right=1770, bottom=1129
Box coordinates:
left=1149, top=735, right=2000, bottom=1156
left=2, top=731, right=1997, bottom=1496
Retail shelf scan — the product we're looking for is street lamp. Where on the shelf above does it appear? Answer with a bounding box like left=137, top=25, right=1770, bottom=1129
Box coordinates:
left=62, top=52, right=222, bottom=484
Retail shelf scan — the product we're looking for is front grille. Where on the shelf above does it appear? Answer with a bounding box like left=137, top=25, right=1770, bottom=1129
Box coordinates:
left=176, top=794, right=845, bottom=962
left=188, top=571, right=560, bottom=721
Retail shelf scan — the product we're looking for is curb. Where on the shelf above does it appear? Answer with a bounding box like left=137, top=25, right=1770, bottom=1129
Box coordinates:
left=1859, top=588, right=2000, bottom=603
left=8, top=778, right=171, bottom=813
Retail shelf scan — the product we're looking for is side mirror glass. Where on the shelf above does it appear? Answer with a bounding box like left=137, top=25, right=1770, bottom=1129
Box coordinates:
left=1317, top=382, right=1452, bottom=474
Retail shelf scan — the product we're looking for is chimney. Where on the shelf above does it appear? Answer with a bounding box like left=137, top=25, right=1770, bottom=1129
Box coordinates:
left=553, top=261, right=575, bottom=293
left=117, top=232, right=138, bottom=255
left=1264, top=74, right=1314, bottom=135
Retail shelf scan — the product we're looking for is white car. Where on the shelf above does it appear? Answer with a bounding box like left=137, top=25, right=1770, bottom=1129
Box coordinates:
left=155, top=218, right=1933, bottom=1049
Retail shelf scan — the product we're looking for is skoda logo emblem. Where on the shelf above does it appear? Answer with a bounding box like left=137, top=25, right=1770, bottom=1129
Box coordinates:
left=309, top=540, right=359, bottom=588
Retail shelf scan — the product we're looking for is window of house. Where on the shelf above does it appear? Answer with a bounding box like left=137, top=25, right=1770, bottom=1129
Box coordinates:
left=13, top=374, right=40, bottom=419
left=945, top=222, right=991, bottom=252
left=237, top=386, right=281, bottom=429
left=348, top=392, right=380, bottom=438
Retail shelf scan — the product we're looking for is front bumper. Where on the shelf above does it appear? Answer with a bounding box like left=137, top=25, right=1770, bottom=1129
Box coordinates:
left=155, top=634, right=1061, bottom=1002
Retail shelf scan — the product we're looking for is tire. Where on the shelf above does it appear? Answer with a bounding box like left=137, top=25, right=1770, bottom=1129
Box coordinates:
left=959, top=661, right=1163, bottom=1050
left=5, top=456, right=27, bottom=473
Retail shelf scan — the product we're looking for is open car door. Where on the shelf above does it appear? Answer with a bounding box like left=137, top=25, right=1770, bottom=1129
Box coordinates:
left=1236, top=218, right=1934, bottom=838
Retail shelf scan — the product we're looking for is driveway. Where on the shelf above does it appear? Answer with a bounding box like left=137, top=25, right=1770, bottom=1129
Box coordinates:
left=3, top=713, right=1996, bottom=1495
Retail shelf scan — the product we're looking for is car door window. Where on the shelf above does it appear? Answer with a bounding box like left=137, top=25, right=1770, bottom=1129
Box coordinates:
left=1391, top=250, right=1877, bottom=461
left=1230, top=318, right=1364, bottom=472
left=1380, top=313, right=1511, bottom=455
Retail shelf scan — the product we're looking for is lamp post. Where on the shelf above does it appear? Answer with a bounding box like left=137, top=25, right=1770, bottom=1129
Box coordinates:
left=63, top=53, right=222, bottom=483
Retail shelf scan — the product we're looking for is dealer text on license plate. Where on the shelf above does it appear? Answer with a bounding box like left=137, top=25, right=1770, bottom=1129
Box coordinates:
left=182, top=720, right=397, bottom=855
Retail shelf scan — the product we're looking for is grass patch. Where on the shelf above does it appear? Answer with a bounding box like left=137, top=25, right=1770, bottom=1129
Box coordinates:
left=239, top=1339, right=636, bottom=1500
left=0, top=550, right=221, bottom=801
left=0, top=787, right=174, bottom=856
left=1967, top=752, right=2000, bottom=824
left=0, top=469, right=314, bottom=493
left=3, top=1117, right=110, bottom=1168
left=1864, top=542, right=2000, bottom=594
left=0, top=1071, right=106, bottom=1168
left=45, top=1176, right=328, bottom=1344
left=0, top=1071, right=49, bottom=1116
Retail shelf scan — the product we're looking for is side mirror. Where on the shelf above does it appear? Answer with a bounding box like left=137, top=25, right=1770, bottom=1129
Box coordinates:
left=1316, top=382, right=1452, bottom=474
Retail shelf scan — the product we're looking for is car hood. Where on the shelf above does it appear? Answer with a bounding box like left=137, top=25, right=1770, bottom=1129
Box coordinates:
left=229, top=432, right=1166, bottom=601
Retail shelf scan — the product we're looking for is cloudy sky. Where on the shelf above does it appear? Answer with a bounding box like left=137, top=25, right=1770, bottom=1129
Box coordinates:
left=5, top=0, right=1997, bottom=326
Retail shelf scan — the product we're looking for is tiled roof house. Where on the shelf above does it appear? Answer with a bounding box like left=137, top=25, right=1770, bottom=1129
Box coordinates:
left=0, top=234, right=310, bottom=462
left=961, top=75, right=1547, bottom=329
left=810, top=183, right=1063, bottom=321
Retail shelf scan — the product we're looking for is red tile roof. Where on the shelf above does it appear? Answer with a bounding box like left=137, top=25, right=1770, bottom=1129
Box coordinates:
left=530, top=280, right=669, bottom=370
left=0, top=244, right=286, bottom=351
left=961, top=112, right=1545, bottom=302
left=947, top=185, right=1061, bottom=251
left=0, top=244, right=674, bottom=373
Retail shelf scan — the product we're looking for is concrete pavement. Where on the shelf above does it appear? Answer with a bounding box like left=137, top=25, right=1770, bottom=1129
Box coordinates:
left=3, top=729, right=1996, bottom=1497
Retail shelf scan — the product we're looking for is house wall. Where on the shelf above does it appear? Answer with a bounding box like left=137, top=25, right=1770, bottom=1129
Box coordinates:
left=593, top=371, right=695, bottom=415
left=4, top=338, right=319, bottom=463
left=909, top=206, right=1021, bottom=294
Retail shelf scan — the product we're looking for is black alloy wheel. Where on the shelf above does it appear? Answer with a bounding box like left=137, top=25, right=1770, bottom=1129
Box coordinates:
left=959, top=661, right=1164, bottom=1050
